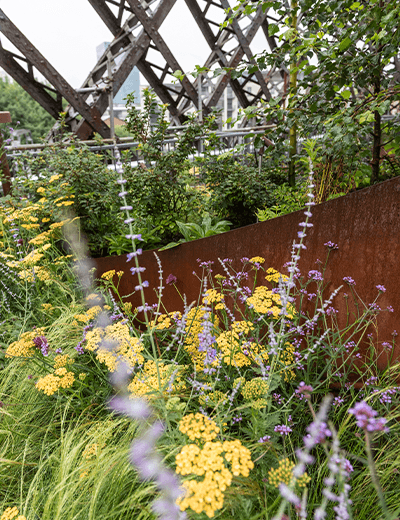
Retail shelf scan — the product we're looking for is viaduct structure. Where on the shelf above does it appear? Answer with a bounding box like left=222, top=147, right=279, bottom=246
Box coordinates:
left=0, top=0, right=287, bottom=141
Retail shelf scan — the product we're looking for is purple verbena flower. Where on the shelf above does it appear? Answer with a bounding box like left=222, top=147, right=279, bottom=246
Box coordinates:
left=308, top=270, right=323, bottom=281
left=348, top=401, right=389, bottom=433
left=274, top=424, right=292, bottom=436
left=166, top=274, right=177, bottom=285
left=33, top=335, right=49, bottom=356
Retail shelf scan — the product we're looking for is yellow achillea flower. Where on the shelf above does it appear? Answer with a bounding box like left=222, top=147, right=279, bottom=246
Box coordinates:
left=246, top=286, right=282, bottom=316
left=123, top=302, right=132, bottom=313
left=54, top=354, right=73, bottom=369
left=202, top=289, right=224, bottom=305
left=199, top=390, right=228, bottom=408
left=42, top=303, right=53, bottom=311
left=73, top=305, right=102, bottom=324
left=150, top=311, right=182, bottom=330
left=241, top=378, right=269, bottom=409
left=36, top=186, right=46, bottom=194
left=216, top=321, right=267, bottom=368
left=282, top=343, right=296, bottom=381
left=128, top=360, right=186, bottom=398
left=184, top=307, right=219, bottom=369
left=176, top=416, right=254, bottom=518
left=268, top=458, right=310, bottom=489
left=28, top=230, right=51, bottom=245
left=0, top=506, right=27, bottom=520
left=84, top=322, right=144, bottom=372
left=265, top=267, right=289, bottom=283
left=21, top=223, right=40, bottom=230
left=179, top=413, right=220, bottom=442
left=49, top=219, right=70, bottom=230
left=36, top=370, right=75, bottom=395
left=86, top=293, right=101, bottom=303
left=56, top=200, right=74, bottom=207
left=100, top=270, right=116, bottom=281
left=249, top=256, right=265, bottom=264
left=6, top=328, right=46, bottom=358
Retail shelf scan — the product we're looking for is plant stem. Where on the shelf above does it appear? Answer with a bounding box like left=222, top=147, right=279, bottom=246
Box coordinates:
left=364, top=430, right=391, bottom=519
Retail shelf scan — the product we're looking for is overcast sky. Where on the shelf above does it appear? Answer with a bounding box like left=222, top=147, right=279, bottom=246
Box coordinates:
left=0, top=0, right=268, bottom=88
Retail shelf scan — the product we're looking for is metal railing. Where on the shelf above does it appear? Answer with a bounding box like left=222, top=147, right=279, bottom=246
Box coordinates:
left=5, top=125, right=275, bottom=174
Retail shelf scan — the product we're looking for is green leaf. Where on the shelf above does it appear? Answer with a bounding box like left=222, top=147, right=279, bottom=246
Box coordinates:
left=268, top=23, right=279, bottom=36
left=340, top=90, right=351, bottom=100
left=172, top=69, right=184, bottom=81
left=338, top=36, right=352, bottom=53
left=359, top=110, right=374, bottom=124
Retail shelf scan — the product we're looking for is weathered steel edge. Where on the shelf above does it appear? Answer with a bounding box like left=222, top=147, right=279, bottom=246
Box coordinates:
left=93, top=176, right=400, bottom=369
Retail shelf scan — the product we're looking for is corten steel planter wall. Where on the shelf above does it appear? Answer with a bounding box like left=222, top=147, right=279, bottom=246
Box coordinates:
left=93, top=176, right=400, bottom=371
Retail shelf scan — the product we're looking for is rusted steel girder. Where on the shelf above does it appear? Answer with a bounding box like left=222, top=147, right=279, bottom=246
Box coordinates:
left=0, top=9, right=109, bottom=137
left=86, top=0, right=285, bottom=126
left=0, top=9, right=110, bottom=139
left=68, top=0, right=186, bottom=136
left=0, top=46, right=63, bottom=120
left=127, top=0, right=201, bottom=109
left=1, top=1, right=288, bottom=140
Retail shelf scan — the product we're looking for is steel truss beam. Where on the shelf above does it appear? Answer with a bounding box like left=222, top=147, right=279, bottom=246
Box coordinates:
left=0, top=8, right=110, bottom=139
left=62, top=0, right=287, bottom=134
left=1, top=1, right=288, bottom=140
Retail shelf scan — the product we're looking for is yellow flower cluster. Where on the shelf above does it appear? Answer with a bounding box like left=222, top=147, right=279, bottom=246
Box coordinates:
left=36, top=369, right=75, bottom=396
left=84, top=322, right=144, bottom=372
left=179, top=413, right=220, bottom=442
left=6, top=328, right=46, bottom=358
left=249, top=256, right=265, bottom=264
left=150, top=311, right=182, bottom=330
left=202, top=289, right=224, bottom=307
left=54, top=354, right=73, bottom=369
left=199, top=390, right=228, bottom=408
left=268, top=458, right=310, bottom=489
left=86, top=293, right=102, bottom=304
left=0, top=507, right=26, bottom=520
left=265, top=267, right=289, bottom=283
left=28, top=230, right=52, bottom=246
left=176, top=415, right=253, bottom=518
left=49, top=174, right=63, bottom=183
left=216, top=321, right=266, bottom=368
left=73, top=305, right=102, bottom=324
left=184, top=307, right=219, bottom=369
left=241, top=378, right=269, bottom=409
left=128, top=360, right=186, bottom=398
left=246, top=286, right=283, bottom=316
left=100, top=270, right=116, bottom=281
left=18, top=266, right=53, bottom=283
left=282, top=343, right=296, bottom=382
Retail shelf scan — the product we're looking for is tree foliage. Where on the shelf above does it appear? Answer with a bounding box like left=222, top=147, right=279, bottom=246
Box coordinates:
left=0, top=78, right=57, bottom=142
left=232, top=0, right=400, bottom=186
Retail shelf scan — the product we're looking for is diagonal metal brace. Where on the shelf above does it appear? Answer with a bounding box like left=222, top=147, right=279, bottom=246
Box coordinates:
left=0, top=8, right=110, bottom=138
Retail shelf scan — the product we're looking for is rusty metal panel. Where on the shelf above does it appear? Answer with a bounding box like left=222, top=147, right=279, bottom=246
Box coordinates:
left=93, top=177, right=400, bottom=370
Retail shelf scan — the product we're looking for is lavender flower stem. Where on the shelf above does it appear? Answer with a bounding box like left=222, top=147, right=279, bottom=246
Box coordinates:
left=365, top=431, right=390, bottom=519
